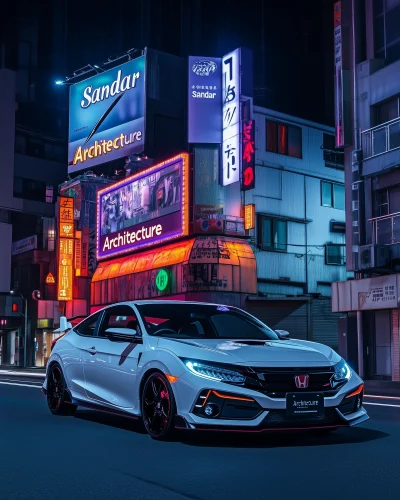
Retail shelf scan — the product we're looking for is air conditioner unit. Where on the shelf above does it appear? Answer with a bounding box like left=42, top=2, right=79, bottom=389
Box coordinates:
left=359, top=244, right=391, bottom=270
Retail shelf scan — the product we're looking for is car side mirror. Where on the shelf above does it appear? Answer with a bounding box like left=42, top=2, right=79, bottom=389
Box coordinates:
left=105, top=327, right=141, bottom=342
left=276, top=329, right=290, bottom=340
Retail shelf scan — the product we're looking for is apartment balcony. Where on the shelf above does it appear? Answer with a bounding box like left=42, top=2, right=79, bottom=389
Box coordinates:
left=370, top=212, right=400, bottom=245
left=361, top=117, right=400, bottom=176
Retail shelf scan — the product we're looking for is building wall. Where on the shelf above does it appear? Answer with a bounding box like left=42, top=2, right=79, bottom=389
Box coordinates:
left=0, top=223, right=12, bottom=292
left=246, top=107, right=351, bottom=297
left=0, top=70, right=22, bottom=212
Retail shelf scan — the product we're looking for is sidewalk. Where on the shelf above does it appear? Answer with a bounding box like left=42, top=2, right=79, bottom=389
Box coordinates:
left=364, top=380, right=400, bottom=397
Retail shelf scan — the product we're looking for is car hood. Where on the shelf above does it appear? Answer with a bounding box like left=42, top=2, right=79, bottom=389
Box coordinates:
left=156, top=338, right=341, bottom=367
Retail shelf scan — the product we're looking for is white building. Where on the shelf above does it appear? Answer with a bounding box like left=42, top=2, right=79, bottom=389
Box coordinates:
left=244, top=106, right=352, bottom=351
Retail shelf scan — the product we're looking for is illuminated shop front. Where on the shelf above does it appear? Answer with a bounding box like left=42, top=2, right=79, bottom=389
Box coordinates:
left=91, top=152, right=257, bottom=309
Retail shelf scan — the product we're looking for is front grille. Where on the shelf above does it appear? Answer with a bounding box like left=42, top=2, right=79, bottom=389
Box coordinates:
left=244, top=366, right=341, bottom=398
left=263, top=408, right=342, bottom=428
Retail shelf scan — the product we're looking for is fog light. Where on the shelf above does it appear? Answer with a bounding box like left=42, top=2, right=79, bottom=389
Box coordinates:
left=204, top=403, right=219, bottom=417
left=357, top=397, right=361, bottom=409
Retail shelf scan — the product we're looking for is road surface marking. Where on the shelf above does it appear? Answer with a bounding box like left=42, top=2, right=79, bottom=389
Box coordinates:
left=0, top=381, right=42, bottom=389
left=364, top=394, right=400, bottom=400
left=0, top=370, right=45, bottom=377
left=363, top=402, right=400, bottom=408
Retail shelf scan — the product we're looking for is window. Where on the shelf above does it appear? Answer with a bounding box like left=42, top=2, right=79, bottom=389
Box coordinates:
left=322, top=133, right=344, bottom=168
left=258, top=216, right=287, bottom=252
left=373, top=96, right=400, bottom=126
left=13, top=176, right=47, bottom=202
left=98, top=305, right=139, bottom=338
left=326, top=244, right=346, bottom=265
left=321, top=181, right=345, bottom=210
left=75, top=312, right=101, bottom=337
left=45, top=185, right=54, bottom=203
left=374, top=0, right=400, bottom=64
left=266, top=120, right=302, bottom=158
left=136, top=303, right=279, bottom=340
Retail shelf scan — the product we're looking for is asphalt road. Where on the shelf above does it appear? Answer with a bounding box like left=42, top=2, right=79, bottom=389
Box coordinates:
left=1, top=371, right=400, bottom=500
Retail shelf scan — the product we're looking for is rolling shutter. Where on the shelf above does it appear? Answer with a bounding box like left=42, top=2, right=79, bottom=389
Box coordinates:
left=246, top=300, right=309, bottom=341
left=311, top=299, right=339, bottom=351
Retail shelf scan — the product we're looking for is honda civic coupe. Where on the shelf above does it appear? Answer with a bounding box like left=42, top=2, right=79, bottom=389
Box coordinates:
left=42, top=300, right=368, bottom=440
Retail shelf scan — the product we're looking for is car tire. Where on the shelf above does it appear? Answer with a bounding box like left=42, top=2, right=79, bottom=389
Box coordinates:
left=141, top=372, right=177, bottom=441
left=47, top=363, right=77, bottom=416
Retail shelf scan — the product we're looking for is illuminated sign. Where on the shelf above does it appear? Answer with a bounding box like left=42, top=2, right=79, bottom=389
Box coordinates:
left=68, top=56, right=145, bottom=174
left=188, top=56, right=222, bottom=143
left=242, top=120, right=255, bottom=191
left=58, top=197, right=75, bottom=301
left=155, top=269, right=169, bottom=291
left=12, top=235, right=38, bottom=256
left=97, top=153, right=189, bottom=260
left=75, top=231, right=82, bottom=276
left=45, top=273, right=56, bottom=284
left=222, top=49, right=240, bottom=186
left=244, top=204, right=255, bottom=230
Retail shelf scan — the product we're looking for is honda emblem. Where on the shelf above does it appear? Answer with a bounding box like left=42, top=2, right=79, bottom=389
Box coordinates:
left=294, top=375, right=309, bottom=389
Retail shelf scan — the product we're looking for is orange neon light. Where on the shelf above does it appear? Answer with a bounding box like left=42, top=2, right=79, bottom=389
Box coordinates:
left=244, top=204, right=255, bottom=230
left=212, top=391, right=254, bottom=402
left=345, top=384, right=364, bottom=399
left=96, top=153, right=190, bottom=261
left=92, top=239, right=195, bottom=282
left=45, top=273, right=56, bottom=284
left=165, top=374, right=179, bottom=383
left=58, top=196, right=75, bottom=301
left=202, top=390, right=212, bottom=406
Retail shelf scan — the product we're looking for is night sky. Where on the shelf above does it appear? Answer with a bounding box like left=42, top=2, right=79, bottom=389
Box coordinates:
left=3, top=0, right=334, bottom=129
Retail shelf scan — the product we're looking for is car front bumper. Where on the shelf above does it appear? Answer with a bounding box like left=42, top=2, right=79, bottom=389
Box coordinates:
left=172, top=370, right=369, bottom=431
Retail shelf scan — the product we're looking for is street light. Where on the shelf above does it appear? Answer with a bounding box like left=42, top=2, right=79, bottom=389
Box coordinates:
left=10, top=290, right=28, bottom=368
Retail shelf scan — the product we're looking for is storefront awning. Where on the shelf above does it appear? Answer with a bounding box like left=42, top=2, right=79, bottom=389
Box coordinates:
left=92, top=238, right=196, bottom=282
left=92, top=236, right=257, bottom=283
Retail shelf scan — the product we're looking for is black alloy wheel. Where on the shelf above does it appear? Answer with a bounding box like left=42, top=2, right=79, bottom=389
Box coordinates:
left=47, top=364, right=77, bottom=416
left=141, top=372, right=176, bottom=440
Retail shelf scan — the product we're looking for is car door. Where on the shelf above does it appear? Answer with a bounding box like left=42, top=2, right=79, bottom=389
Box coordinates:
left=83, top=304, right=143, bottom=409
left=63, top=311, right=102, bottom=396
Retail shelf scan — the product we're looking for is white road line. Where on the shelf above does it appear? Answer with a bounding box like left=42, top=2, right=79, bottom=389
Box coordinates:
left=0, top=381, right=42, bottom=389
left=0, top=370, right=45, bottom=378
left=364, top=402, right=400, bottom=408
left=364, top=394, right=400, bottom=400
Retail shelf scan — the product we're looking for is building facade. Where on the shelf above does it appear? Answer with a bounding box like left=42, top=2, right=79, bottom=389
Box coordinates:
left=0, top=68, right=66, bottom=367
left=245, top=107, right=351, bottom=351
left=332, top=0, right=400, bottom=384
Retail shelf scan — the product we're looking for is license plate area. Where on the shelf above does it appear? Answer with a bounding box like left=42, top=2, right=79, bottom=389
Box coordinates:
left=286, top=392, right=324, bottom=417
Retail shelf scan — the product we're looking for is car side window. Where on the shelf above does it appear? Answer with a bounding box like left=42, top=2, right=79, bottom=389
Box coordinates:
left=75, top=312, right=101, bottom=337
left=97, top=305, right=139, bottom=338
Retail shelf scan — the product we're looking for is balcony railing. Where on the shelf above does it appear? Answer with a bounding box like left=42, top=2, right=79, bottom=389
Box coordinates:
left=361, top=117, right=400, bottom=159
left=369, top=212, right=400, bottom=245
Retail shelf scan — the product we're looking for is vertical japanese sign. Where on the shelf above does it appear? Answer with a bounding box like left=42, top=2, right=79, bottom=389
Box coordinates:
left=244, top=204, right=255, bottom=230
left=222, top=49, right=240, bottom=186
left=58, top=197, right=75, bottom=301
left=334, top=1, right=344, bottom=148
left=75, top=230, right=82, bottom=276
left=242, top=120, right=255, bottom=190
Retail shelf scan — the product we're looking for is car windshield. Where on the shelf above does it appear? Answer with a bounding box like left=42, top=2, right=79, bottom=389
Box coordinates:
left=136, top=303, right=279, bottom=340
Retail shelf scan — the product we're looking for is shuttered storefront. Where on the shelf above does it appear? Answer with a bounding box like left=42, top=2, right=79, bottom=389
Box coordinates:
left=246, top=298, right=339, bottom=349
left=311, top=299, right=340, bottom=351
left=246, top=300, right=309, bottom=341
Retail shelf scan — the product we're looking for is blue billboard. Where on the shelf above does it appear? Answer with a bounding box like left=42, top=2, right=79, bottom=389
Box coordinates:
left=188, top=56, right=222, bottom=144
left=68, top=56, right=145, bottom=174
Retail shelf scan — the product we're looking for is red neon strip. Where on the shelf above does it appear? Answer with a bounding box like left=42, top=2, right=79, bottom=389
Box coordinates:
left=345, top=384, right=364, bottom=399
left=212, top=391, right=254, bottom=402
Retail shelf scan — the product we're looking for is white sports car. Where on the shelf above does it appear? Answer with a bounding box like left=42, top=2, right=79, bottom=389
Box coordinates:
left=42, top=300, right=368, bottom=440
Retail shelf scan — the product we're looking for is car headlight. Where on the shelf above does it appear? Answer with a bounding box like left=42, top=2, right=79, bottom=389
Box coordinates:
left=333, top=358, right=351, bottom=382
left=183, top=360, right=245, bottom=383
